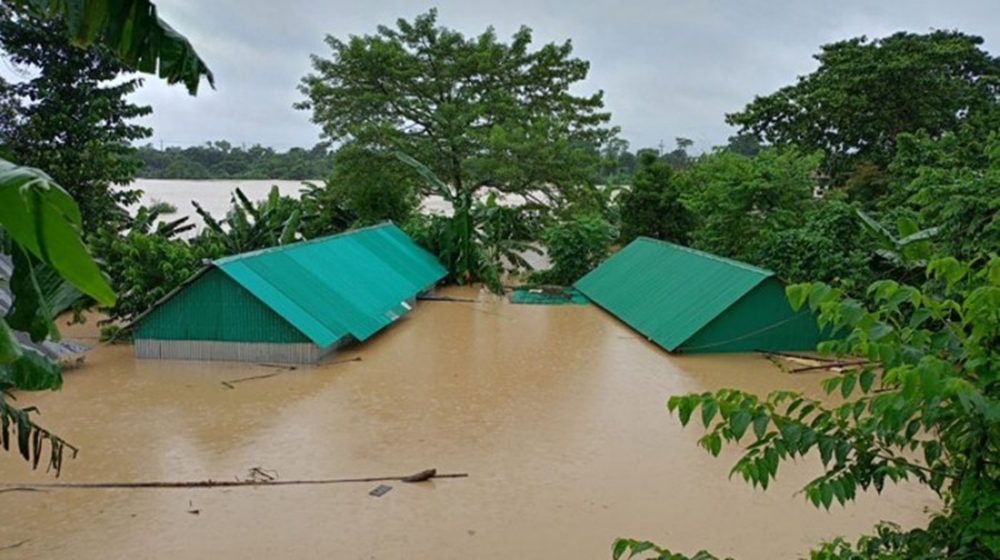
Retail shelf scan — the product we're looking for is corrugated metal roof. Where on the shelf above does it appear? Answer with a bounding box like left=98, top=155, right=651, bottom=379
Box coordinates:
left=574, top=238, right=772, bottom=352
left=212, top=223, right=446, bottom=347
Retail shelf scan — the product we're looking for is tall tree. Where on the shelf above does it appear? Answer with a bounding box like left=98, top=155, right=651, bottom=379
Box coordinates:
left=0, top=5, right=152, bottom=230
left=727, top=31, right=1000, bottom=186
left=296, top=9, right=616, bottom=212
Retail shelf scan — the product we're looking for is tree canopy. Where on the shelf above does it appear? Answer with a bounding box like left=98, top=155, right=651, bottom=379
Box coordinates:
left=136, top=141, right=334, bottom=181
left=296, top=9, right=616, bottom=205
left=727, top=31, right=1000, bottom=183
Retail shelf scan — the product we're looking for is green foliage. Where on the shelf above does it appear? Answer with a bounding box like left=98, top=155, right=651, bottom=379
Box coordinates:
left=298, top=9, right=616, bottom=287
left=92, top=228, right=220, bottom=324
left=397, top=153, right=538, bottom=292
left=658, top=257, right=1000, bottom=557
left=297, top=181, right=356, bottom=239
left=533, top=213, right=614, bottom=286
left=619, top=149, right=693, bottom=245
left=752, top=199, right=875, bottom=288
left=192, top=185, right=307, bottom=255
left=680, top=147, right=821, bottom=261
left=612, top=538, right=727, bottom=560
left=322, top=142, right=419, bottom=226
left=0, top=162, right=115, bottom=306
left=136, top=142, right=334, bottom=181
left=889, top=133, right=1000, bottom=263
left=596, top=137, right=637, bottom=186
left=0, top=5, right=153, bottom=231
left=727, top=31, right=1000, bottom=185
left=856, top=209, right=939, bottom=271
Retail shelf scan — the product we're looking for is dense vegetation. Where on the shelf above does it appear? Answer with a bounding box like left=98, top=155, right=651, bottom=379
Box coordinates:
left=135, top=141, right=334, bottom=180
left=3, top=3, right=1000, bottom=557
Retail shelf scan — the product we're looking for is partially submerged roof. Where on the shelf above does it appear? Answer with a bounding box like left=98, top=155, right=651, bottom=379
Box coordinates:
left=575, top=238, right=821, bottom=353
left=135, top=223, right=447, bottom=348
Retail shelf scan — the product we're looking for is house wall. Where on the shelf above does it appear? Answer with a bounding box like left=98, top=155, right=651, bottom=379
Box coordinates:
left=678, top=278, right=822, bottom=353
left=134, top=336, right=354, bottom=364
left=135, top=268, right=308, bottom=343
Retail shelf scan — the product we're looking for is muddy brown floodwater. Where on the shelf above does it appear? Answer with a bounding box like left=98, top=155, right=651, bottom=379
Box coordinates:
left=2, top=288, right=938, bottom=559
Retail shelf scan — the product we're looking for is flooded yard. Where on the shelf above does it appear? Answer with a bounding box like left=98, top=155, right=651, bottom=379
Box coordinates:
left=2, top=290, right=937, bottom=559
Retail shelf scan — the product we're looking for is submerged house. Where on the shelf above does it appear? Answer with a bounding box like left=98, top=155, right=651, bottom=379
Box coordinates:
left=132, top=223, right=447, bottom=363
left=575, top=238, right=823, bottom=354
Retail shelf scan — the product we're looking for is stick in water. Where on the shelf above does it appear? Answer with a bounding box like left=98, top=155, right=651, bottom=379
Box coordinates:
left=1, top=470, right=467, bottom=491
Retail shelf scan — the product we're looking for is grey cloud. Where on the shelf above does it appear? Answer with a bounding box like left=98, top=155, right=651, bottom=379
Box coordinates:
left=135, top=0, right=1000, bottom=152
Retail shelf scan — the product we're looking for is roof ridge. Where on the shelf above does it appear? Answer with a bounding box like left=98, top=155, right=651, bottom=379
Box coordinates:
left=213, top=221, right=396, bottom=265
left=634, top=237, right=774, bottom=277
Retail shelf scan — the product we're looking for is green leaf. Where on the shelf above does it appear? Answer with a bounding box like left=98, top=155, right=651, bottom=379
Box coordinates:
left=808, top=282, right=833, bottom=309
left=822, top=376, right=842, bottom=395
left=778, top=421, right=802, bottom=448
left=729, top=409, right=751, bottom=441
left=0, top=160, right=115, bottom=305
left=701, top=399, right=719, bottom=428
left=669, top=396, right=694, bottom=426
left=841, top=374, right=856, bottom=399
left=612, top=539, right=629, bottom=560
left=786, top=283, right=809, bottom=311
left=820, top=482, right=834, bottom=509
left=859, top=369, right=875, bottom=393
left=396, top=152, right=454, bottom=202
left=927, top=256, right=966, bottom=287
left=7, top=245, right=57, bottom=343
left=818, top=438, right=835, bottom=466
left=0, top=319, right=25, bottom=364
left=753, top=413, right=769, bottom=440
left=627, top=541, right=654, bottom=557
left=0, top=349, right=63, bottom=391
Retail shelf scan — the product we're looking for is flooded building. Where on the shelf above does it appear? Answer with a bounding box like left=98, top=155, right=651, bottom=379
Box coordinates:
left=132, top=223, right=446, bottom=363
left=575, top=237, right=823, bottom=353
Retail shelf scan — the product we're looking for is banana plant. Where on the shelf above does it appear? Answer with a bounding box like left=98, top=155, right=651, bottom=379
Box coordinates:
left=396, top=152, right=540, bottom=292
left=856, top=209, right=939, bottom=267
left=192, top=185, right=304, bottom=255
left=132, top=201, right=195, bottom=238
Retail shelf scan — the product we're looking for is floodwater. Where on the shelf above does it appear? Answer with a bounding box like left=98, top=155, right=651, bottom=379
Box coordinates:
left=129, top=179, right=453, bottom=234
left=1, top=290, right=937, bottom=559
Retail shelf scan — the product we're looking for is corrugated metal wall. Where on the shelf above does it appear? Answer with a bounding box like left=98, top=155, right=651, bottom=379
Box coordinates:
left=135, top=268, right=308, bottom=343
left=679, top=278, right=822, bottom=353
left=134, top=339, right=337, bottom=363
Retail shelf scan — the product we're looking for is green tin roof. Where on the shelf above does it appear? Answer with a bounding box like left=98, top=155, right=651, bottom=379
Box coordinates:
left=575, top=238, right=804, bottom=352
left=140, top=223, right=446, bottom=348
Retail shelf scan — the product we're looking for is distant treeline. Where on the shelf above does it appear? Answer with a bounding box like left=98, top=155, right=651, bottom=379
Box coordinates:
left=136, top=141, right=334, bottom=180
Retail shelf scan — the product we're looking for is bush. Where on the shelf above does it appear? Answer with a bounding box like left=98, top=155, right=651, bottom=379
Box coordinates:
left=532, top=213, right=615, bottom=286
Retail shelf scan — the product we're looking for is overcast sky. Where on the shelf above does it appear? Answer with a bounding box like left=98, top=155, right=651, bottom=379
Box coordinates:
left=130, top=0, right=1000, bottom=153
